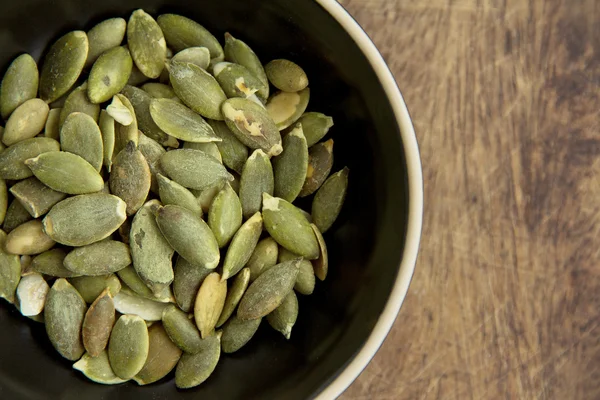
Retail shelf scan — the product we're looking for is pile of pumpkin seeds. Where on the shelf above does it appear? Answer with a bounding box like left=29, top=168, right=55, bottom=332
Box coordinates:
left=0, top=9, right=349, bottom=389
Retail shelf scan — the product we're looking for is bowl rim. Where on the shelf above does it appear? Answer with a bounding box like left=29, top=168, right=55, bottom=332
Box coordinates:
left=313, top=1, right=424, bottom=399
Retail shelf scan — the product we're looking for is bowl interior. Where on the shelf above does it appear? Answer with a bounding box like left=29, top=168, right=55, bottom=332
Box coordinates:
left=0, top=0, right=410, bottom=398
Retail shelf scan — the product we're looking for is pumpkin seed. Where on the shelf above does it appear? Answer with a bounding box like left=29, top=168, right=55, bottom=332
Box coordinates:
left=110, top=141, right=151, bottom=215
left=266, top=291, right=298, bottom=339
left=0, top=137, right=59, bottom=180
left=60, top=112, right=104, bottom=171
left=265, top=59, right=308, bottom=93
left=217, top=267, right=250, bottom=327
left=59, top=83, right=100, bottom=128
left=168, top=60, right=227, bottom=120
left=193, top=181, right=224, bottom=213
left=237, top=258, right=300, bottom=320
left=266, top=88, right=310, bottom=131
left=157, top=14, right=224, bottom=60
left=108, top=314, right=149, bottom=379
left=312, top=167, right=349, bottom=233
left=16, top=272, right=49, bottom=316
left=172, top=47, right=210, bottom=70
left=106, top=94, right=132, bottom=126
left=128, top=10, right=167, bottom=79
left=44, top=108, right=61, bottom=140
left=133, top=323, right=182, bottom=385
left=224, top=33, right=269, bottom=101
left=99, top=110, right=115, bottom=171
left=221, top=212, right=262, bottom=280
left=138, top=132, right=167, bottom=194
left=113, top=94, right=139, bottom=155
left=127, top=64, right=150, bottom=86
left=208, top=183, right=242, bottom=248
left=117, top=265, right=153, bottom=299
left=0, top=178, right=6, bottom=224
left=5, top=220, right=55, bottom=255
left=221, top=314, right=261, bottom=353
left=3, top=199, right=33, bottom=233
left=273, top=123, right=308, bottom=202
left=157, top=174, right=203, bottom=218
left=82, top=288, right=115, bottom=356
left=194, top=272, right=226, bottom=338
left=162, top=303, right=203, bottom=353
left=221, top=97, right=282, bottom=156
left=183, top=141, right=222, bottom=163
left=45, top=278, right=87, bottom=360
left=113, top=289, right=170, bottom=321
left=160, top=148, right=233, bottom=191
left=19, top=255, right=33, bottom=276
left=278, top=247, right=315, bottom=295
left=295, top=112, right=334, bottom=147
left=3, top=99, right=49, bottom=146
left=0, top=230, right=21, bottom=303
left=213, top=62, right=263, bottom=98
left=40, top=31, right=89, bottom=103
left=73, top=350, right=127, bottom=385
left=0, top=54, right=39, bottom=119
left=30, top=248, right=75, bottom=278
left=88, top=46, right=133, bottom=103
left=42, top=193, right=127, bottom=246
left=175, top=333, right=221, bottom=389
left=311, top=223, right=329, bottom=281
left=70, top=274, right=121, bottom=304
left=173, top=256, right=212, bottom=313
left=26, top=151, right=104, bottom=194
left=247, top=237, right=278, bottom=281
left=262, top=193, right=319, bottom=259
left=150, top=98, right=220, bottom=143
left=86, top=18, right=127, bottom=67
left=141, top=82, right=179, bottom=100
left=299, top=139, right=334, bottom=197
left=10, top=177, right=65, bottom=218
left=238, top=149, right=274, bottom=219
left=64, top=240, right=131, bottom=276
left=207, top=119, right=248, bottom=174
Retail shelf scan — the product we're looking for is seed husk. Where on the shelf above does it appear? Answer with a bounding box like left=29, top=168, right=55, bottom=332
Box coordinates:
left=26, top=151, right=104, bottom=195
left=106, top=94, right=134, bottom=126
left=3, top=199, right=33, bottom=233
left=82, top=288, right=116, bottom=356
left=141, top=82, right=179, bottom=100
left=265, top=59, right=308, bottom=93
left=295, top=112, right=334, bottom=147
left=99, top=110, right=115, bottom=171
left=42, top=193, right=127, bottom=246
left=217, top=267, right=250, bottom=327
left=173, top=256, right=212, bottom=313
left=150, top=98, right=221, bottom=143
left=59, top=83, right=100, bottom=128
left=208, top=183, right=242, bottom=248
left=109, top=141, right=151, bottom=215
left=44, top=108, right=61, bottom=140
left=299, top=139, right=334, bottom=197
left=64, top=240, right=131, bottom=276
left=237, top=258, right=300, bottom=320
left=108, top=314, right=149, bottom=379
left=40, top=31, right=89, bottom=103
left=266, top=291, right=298, bottom=339
left=172, top=47, right=211, bottom=70
left=162, top=303, right=203, bottom=353
left=221, top=314, right=261, bottom=353
left=213, top=62, right=263, bottom=98
left=262, top=193, right=319, bottom=259
left=0, top=54, right=39, bottom=120
left=73, top=350, right=127, bottom=385
left=70, top=274, right=122, bottom=304
left=160, top=148, right=233, bottom=191
left=117, top=265, right=153, bottom=299
left=60, top=112, right=104, bottom=171
left=266, top=88, right=310, bottom=131
left=221, top=97, right=282, bottom=156
left=273, top=123, right=308, bottom=202
left=45, top=278, right=87, bottom=360
left=311, top=223, right=329, bottom=281
left=11, top=178, right=65, bottom=220
left=30, top=248, right=75, bottom=278
left=88, top=46, right=133, bottom=104
left=133, top=323, right=182, bottom=385
left=312, top=167, right=349, bottom=233
left=168, top=60, right=227, bottom=120
left=0, top=137, right=60, bottom=180
left=207, top=119, right=248, bottom=174
left=0, top=230, right=21, bottom=303
left=194, top=272, right=226, bottom=338
left=224, top=33, right=269, bottom=101
left=221, top=212, right=262, bottom=280
left=157, top=174, right=203, bottom=218
left=85, top=17, right=127, bottom=67
left=3, top=99, right=50, bottom=146
left=175, top=334, right=221, bottom=389
left=130, top=200, right=175, bottom=293
left=112, top=95, right=139, bottom=156
left=16, top=272, right=49, bottom=316
left=238, top=149, right=274, bottom=219
left=113, top=289, right=170, bottom=321
left=138, top=132, right=167, bottom=193
left=5, top=219, right=55, bottom=255
left=157, top=14, right=224, bottom=60
left=247, top=237, right=278, bottom=281
left=183, top=141, right=222, bottom=163
left=127, top=10, right=167, bottom=79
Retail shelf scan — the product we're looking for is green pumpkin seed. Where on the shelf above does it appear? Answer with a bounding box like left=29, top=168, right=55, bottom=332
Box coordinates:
left=0, top=230, right=21, bottom=303
left=157, top=14, right=224, bottom=60
left=70, top=274, right=121, bottom=304
left=311, top=223, right=329, bottom=281
left=127, top=10, right=167, bottom=79
left=130, top=200, right=175, bottom=293
left=273, top=123, right=308, bottom=202
left=265, top=59, right=309, bottom=93
left=238, top=149, right=274, bottom=219
left=312, top=167, right=349, bottom=233
left=168, top=60, right=227, bottom=120
left=207, top=119, right=247, bottom=174
left=138, top=133, right=166, bottom=194
left=217, top=268, right=250, bottom=327
left=113, top=289, right=170, bottom=321
left=16, top=272, right=49, bottom=316
left=221, top=212, right=262, bottom=280
left=3, top=199, right=33, bottom=233
left=194, top=272, right=226, bottom=338
left=40, top=31, right=89, bottom=103
left=127, top=64, right=150, bottom=86
left=172, top=47, right=210, bottom=70
left=133, top=323, right=182, bottom=385
left=88, top=46, right=133, bottom=103
left=59, top=83, right=100, bottom=128
left=173, top=256, right=212, bottom=313
left=10, top=177, right=65, bottom=218
left=3, top=99, right=49, bottom=146
left=86, top=18, right=126, bottom=67
left=73, top=350, right=127, bottom=385
left=157, top=174, right=203, bottom=218
left=224, top=33, right=269, bottom=101
left=183, top=141, right=222, bottom=163
left=208, top=183, right=242, bottom=248
left=64, top=240, right=131, bottom=276
left=141, top=82, right=179, bottom=100
left=60, top=112, right=104, bottom=171
left=193, top=181, right=223, bottom=213
left=117, top=265, right=153, bottom=299
left=5, top=220, right=55, bottom=255
left=44, top=108, right=61, bottom=140
left=110, top=141, right=151, bottom=215
left=108, top=314, right=149, bottom=379
left=299, top=139, right=334, bottom=197
left=99, top=110, right=115, bottom=171
left=262, top=193, right=319, bottom=259
left=25, top=151, right=104, bottom=194
left=150, top=98, right=220, bottom=143
left=221, top=97, right=282, bottom=156
left=112, top=95, right=139, bottom=155
left=160, top=148, right=233, bottom=191
left=0, top=137, right=59, bottom=180
left=0, top=54, right=39, bottom=119
left=175, top=334, right=221, bottom=389
left=295, top=112, right=334, bottom=147
left=278, top=247, right=315, bottom=295
left=0, top=178, right=6, bottom=224
left=45, top=278, right=87, bottom=360
left=162, top=303, right=203, bottom=353
left=213, top=62, right=263, bottom=98
left=247, top=237, right=278, bottom=281
left=82, top=288, right=115, bottom=356
left=221, top=314, right=261, bottom=353
left=43, top=193, right=127, bottom=246
left=237, top=258, right=300, bottom=320
left=266, top=88, right=310, bottom=131
left=106, top=94, right=134, bottom=126
left=30, top=248, right=75, bottom=278
left=266, top=291, right=298, bottom=339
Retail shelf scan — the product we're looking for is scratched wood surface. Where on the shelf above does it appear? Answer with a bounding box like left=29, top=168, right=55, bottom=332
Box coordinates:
left=338, top=0, right=600, bottom=399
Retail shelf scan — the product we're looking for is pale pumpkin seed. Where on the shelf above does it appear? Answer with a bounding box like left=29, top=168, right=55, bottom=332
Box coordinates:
left=30, top=248, right=73, bottom=277
left=60, top=112, right=104, bottom=171
left=157, top=174, right=203, bottom=218
left=3, top=199, right=33, bottom=233
left=175, top=334, right=221, bottom=389
left=128, top=10, right=167, bottom=79
left=70, top=274, right=121, bottom=304
left=247, top=237, right=278, bottom=281
left=295, top=112, right=334, bottom=147
left=160, top=148, right=233, bottom=191
left=0, top=178, right=6, bottom=224
left=45, top=278, right=87, bottom=360
left=0, top=229, right=21, bottom=303
left=113, top=94, right=139, bottom=155
left=173, top=256, right=212, bottom=313
left=3, top=99, right=49, bottom=146
left=150, top=98, right=220, bottom=143
left=117, top=265, right=154, bottom=299
left=266, top=88, right=310, bottom=131
left=224, top=33, right=269, bottom=101
left=172, top=47, right=210, bottom=70
left=108, top=314, right=149, bottom=379
left=312, top=167, right=349, bottom=233
left=82, top=288, right=115, bottom=356
left=73, top=350, right=127, bottom=385
left=207, top=119, right=248, bottom=174
left=273, top=123, right=308, bottom=202
left=141, top=82, right=179, bottom=100
left=26, top=151, right=104, bottom=194
left=44, top=108, right=61, bottom=140
left=59, top=83, right=100, bottom=128
left=0, top=54, right=39, bottom=119
left=299, top=139, right=334, bottom=197
left=10, top=177, right=65, bottom=218
left=238, top=149, right=274, bottom=219
left=266, top=291, right=298, bottom=339
left=157, top=14, right=224, bottom=60
left=86, top=18, right=127, bottom=67
left=43, top=193, right=127, bottom=246
left=40, top=31, right=89, bottom=103
left=5, top=219, right=55, bottom=255
left=88, top=46, right=133, bottom=103
left=110, top=141, right=151, bottom=215
left=221, top=212, right=262, bottom=280
left=265, top=59, right=309, bottom=93
left=138, top=132, right=167, bottom=193
left=193, top=272, right=227, bottom=338
left=162, top=303, right=203, bottom=353
left=217, top=268, right=250, bottom=327
left=133, top=323, right=182, bottom=385
left=99, top=110, right=115, bottom=171
left=208, top=182, right=242, bottom=248
left=221, top=314, right=261, bottom=353
left=106, top=94, right=134, bottom=126
left=113, top=289, right=170, bottom=321
left=183, top=141, right=222, bottom=163
left=16, top=272, right=49, bottom=316
left=311, top=223, right=329, bottom=281
left=213, top=62, right=263, bottom=98
left=0, top=137, right=60, bottom=180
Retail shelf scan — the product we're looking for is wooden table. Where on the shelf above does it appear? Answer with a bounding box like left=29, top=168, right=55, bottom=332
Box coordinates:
left=339, top=0, right=600, bottom=399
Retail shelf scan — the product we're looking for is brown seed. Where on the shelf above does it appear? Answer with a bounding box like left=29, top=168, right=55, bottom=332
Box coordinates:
left=82, top=288, right=116, bottom=357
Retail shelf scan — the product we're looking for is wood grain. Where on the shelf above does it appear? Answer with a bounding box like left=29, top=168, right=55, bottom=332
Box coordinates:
left=338, top=0, right=600, bottom=399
